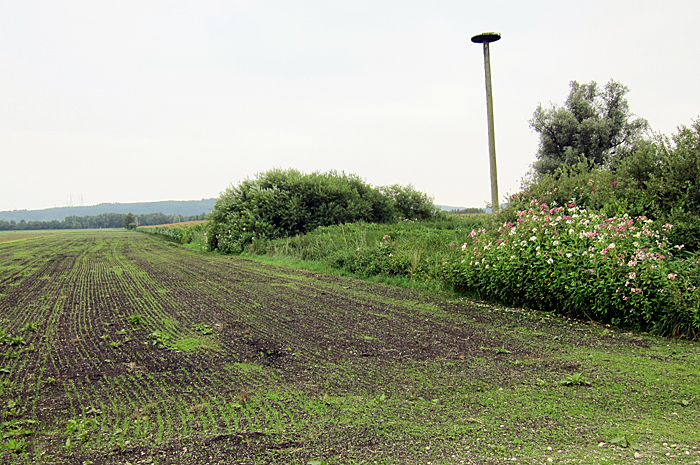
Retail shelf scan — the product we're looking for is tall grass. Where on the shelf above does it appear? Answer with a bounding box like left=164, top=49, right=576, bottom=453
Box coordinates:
left=250, top=215, right=490, bottom=289
left=138, top=223, right=208, bottom=250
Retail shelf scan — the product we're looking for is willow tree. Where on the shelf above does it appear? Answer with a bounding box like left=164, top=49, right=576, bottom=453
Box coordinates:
left=530, top=79, right=649, bottom=175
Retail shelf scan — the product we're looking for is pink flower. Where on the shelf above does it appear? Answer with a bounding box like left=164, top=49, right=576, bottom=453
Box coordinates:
left=668, top=273, right=677, bottom=280
left=611, top=180, right=618, bottom=187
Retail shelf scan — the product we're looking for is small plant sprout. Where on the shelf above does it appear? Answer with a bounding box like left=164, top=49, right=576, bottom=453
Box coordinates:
left=8, top=336, right=27, bottom=346
left=126, top=314, right=142, bottom=325
left=610, top=435, right=639, bottom=450
left=147, top=331, right=174, bottom=350
left=2, top=438, right=27, bottom=453
left=85, top=406, right=102, bottom=415
left=495, top=346, right=512, bottom=354
left=65, top=416, right=99, bottom=443
left=19, top=322, right=38, bottom=332
left=559, top=372, right=591, bottom=386
left=193, top=323, right=213, bottom=335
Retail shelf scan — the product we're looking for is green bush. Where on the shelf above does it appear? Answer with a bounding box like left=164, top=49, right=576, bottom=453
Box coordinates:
left=207, top=169, right=437, bottom=253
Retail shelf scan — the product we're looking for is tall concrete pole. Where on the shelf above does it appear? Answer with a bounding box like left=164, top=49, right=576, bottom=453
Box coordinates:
left=471, top=32, right=501, bottom=213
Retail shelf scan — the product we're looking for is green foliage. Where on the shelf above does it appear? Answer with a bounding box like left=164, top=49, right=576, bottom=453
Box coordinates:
left=379, top=183, right=436, bottom=220
left=615, top=120, right=700, bottom=249
left=530, top=79, right=649, bottom=175
left=559, top=372, right=591, bottom=386
left=207, top=168, right=437, bottom=253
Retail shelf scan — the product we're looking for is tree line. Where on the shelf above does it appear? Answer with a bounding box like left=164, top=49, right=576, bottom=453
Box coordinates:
left=0, top=212, right=207, bottom=231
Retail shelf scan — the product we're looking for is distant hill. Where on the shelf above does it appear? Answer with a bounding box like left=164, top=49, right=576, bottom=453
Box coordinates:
left=437, top=205, right=464, bottom=211
left=437, top=205, right=488, bottom=213
left=0, top=199, right=217, bottom=222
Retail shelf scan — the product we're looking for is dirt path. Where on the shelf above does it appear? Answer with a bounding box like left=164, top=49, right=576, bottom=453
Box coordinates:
left=0, top=232, right=698, bottom=464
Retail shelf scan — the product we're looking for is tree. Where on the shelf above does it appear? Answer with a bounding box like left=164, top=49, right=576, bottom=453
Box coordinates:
left=123, top=213, right=136, bottom=230
left=530, top=79, right=649, bottom=175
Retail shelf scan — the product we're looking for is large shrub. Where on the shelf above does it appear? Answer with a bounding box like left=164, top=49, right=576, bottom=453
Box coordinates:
left=207, top=169, right=437, bottom=253
left=447, top=204, right=700, bottom=337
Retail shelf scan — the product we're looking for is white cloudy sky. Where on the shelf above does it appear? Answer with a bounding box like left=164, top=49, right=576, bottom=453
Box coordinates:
left=1, top=1, right=698, bottom=212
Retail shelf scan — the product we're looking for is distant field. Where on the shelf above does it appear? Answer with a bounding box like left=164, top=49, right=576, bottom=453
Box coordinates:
left=453, top=213, right=490, bottom=217
left=139, top=220, right=207, bottom=229
left=0, top=231, right=56, bottom=243
left=0, top=231, right=698, bottom=464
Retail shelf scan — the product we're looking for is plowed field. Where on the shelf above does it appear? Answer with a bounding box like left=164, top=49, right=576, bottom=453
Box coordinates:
left=0, top=231, right=698, bottom=464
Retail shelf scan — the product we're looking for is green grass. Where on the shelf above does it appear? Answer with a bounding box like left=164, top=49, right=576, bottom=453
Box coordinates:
left=175, top=337, right=218, bottom=352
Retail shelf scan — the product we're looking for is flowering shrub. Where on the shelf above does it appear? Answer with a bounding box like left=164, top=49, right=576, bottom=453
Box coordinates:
left=447, top=202, right=700, bottom=337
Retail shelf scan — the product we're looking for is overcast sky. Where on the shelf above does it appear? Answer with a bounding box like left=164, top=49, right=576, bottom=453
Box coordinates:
left=1, top=1, right=698, bottom=212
